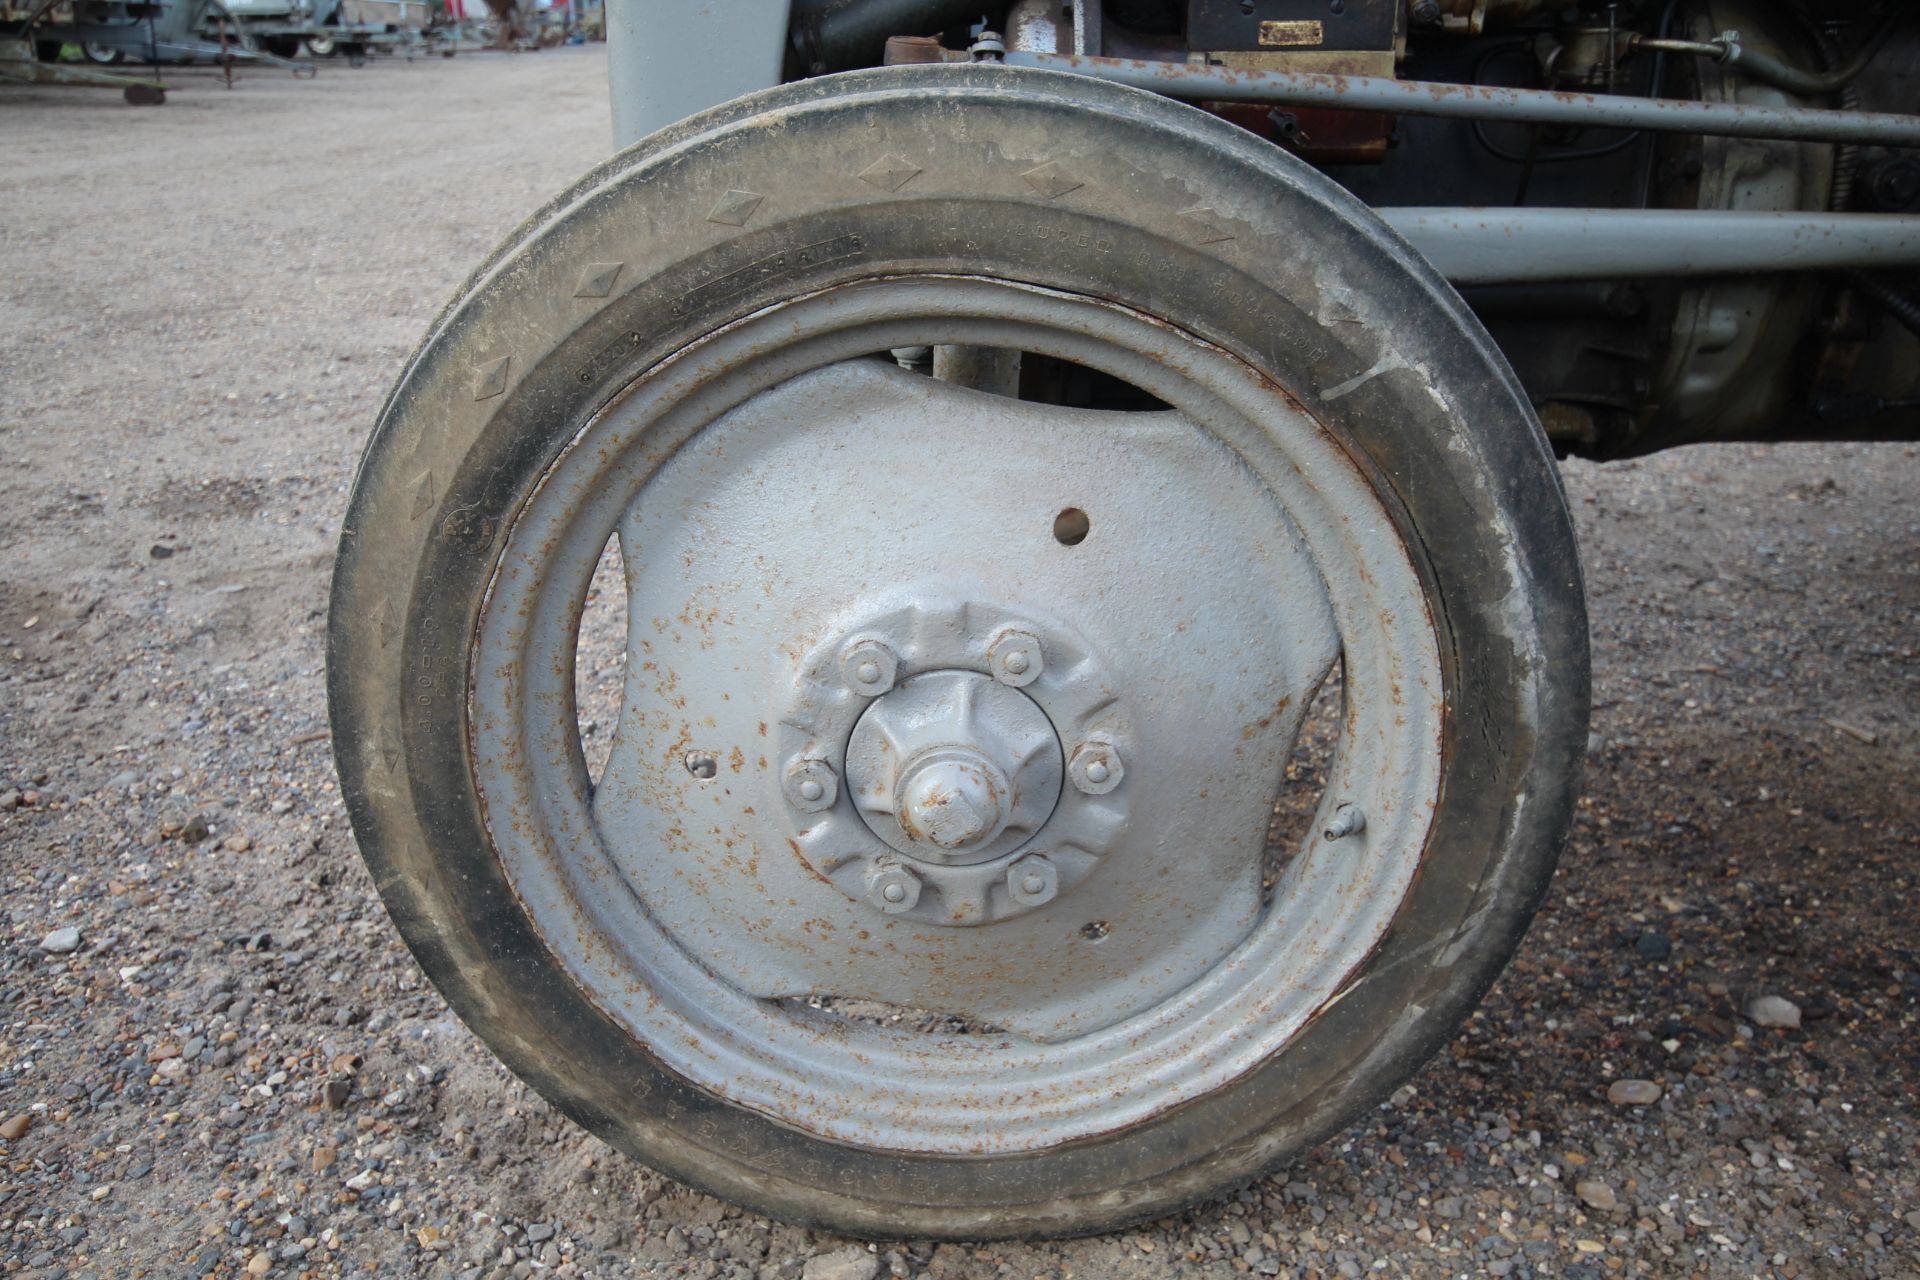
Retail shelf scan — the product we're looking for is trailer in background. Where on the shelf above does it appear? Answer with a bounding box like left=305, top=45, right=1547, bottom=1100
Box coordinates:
left=2, top=0, right=428, bottom=70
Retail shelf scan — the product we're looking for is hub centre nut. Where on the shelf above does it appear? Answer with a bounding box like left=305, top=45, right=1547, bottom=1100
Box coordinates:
left=843, top=670, right=1063, bottom=867
left=897, top=753, right=1009, bottom=850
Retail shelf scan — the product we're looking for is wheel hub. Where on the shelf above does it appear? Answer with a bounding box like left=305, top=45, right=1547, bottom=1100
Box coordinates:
left=846, top=671, right=1062, bottom=866
left=775, top=597, right=1130, bottom=928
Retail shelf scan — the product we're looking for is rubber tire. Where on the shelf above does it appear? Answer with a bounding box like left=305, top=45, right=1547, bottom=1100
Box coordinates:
left=259, top=34, right=301, bottom=58
left=305, top=33, right=336, bottom=57
left=82, top=42, right=125, bottom=65
left=329, top=64, right=1588, bottom=1239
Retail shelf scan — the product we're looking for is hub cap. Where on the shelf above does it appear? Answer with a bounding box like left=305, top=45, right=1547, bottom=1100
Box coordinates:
left=847, top=671, right=1062, bottom=865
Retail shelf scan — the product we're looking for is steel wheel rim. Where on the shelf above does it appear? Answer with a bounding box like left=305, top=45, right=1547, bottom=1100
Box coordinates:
left=466, top=274, right=1445, bottom=1155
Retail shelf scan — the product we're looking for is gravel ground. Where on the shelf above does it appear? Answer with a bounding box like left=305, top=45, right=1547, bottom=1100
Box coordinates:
left=3, top=48, right=1919, bottom=1280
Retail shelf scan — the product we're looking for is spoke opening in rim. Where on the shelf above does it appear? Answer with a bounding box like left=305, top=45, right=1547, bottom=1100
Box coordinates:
left=882, top=348, right=1172, bottom=411
left=1264, top=660, right=1346, bottom=908
left=574, top=533, right=625, bottom=789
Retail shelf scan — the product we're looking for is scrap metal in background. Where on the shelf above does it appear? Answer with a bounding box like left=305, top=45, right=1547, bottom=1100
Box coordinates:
left=1, top=0, right=433, bottom=88
left=0, top=32, right=166, bottom=97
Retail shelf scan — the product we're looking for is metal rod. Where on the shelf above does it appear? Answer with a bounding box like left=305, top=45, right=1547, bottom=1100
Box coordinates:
left=1378, top=208, right=1920, bottom=284
left=1001, top=50, right=1920, bottom=148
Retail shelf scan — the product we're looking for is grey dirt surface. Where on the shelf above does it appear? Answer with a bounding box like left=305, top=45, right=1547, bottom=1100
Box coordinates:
left=2, top=46, right=1918, bottom=1280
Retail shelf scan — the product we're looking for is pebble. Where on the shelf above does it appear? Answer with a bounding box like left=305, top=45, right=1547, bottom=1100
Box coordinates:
left=802, top=1245, right=881, bottom=1280
left=1574, top=1179, right=1617, bottom=1211
left=180, top=813, right=211, bottom=844
left=1606, top=1079, right=1662, bottom=1106
left=40, top=926, right=81, bottom=954
left=0, top=1114, right=29, bottom=1141
left=1748, top=995, right=1802, bottom=1029
left=1634, top=930, right=1671, bottom=962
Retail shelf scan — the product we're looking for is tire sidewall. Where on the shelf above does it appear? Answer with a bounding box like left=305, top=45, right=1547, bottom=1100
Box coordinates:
left=329, top=65, right=1587, bottom=1238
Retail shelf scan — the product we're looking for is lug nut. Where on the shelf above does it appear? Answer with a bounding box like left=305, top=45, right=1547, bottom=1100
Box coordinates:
left=840, top=637, right=899, bottom=697
left=1067, top=738, right=1123, bottom=795
left=988, top=630, right=1043, bottom=687
left=1006, top=854, right=1057, bottom=906
left=865, top=862, right=921, bottom=914
left=1323, top=804, right=1367, bottom=841
left=784, top=758, right=838, bottom=813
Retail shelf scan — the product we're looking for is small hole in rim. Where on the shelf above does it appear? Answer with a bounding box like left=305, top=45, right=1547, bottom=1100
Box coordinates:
left=1080, top=920, right=1111, bottom=942
left=1053, top=508, right=1090, bottom=546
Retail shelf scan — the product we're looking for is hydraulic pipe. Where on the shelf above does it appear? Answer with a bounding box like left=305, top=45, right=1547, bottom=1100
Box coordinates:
left=1000, top=50, right=1920, bottom=148
left=1638, top=17, right=1896, bottom=98
left=1381, top=208, right=1920, bottom=284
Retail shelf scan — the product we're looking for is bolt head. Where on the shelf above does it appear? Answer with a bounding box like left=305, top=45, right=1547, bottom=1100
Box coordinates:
left=865, top=863, right=921, bottom=914
left=1323, top=804, right=1367, bottom=841
left=784, top=758, right=838, bottom=813
left=987, top=630, right=1042, bottom=687
left=840, top=637, right=899, bottom=696
left=1068, top=739, right=1124, bottom=795
left=1005, top=855, right=1057, bottom=907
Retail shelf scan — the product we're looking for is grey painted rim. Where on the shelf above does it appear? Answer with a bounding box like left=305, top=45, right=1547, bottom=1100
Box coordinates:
left=466, top=274, right=1445, bottom=1155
